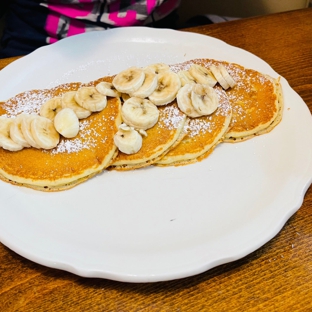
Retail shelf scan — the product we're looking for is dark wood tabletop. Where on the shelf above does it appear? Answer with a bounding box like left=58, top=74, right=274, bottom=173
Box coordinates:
left=0, top=8, right=312, bottom=312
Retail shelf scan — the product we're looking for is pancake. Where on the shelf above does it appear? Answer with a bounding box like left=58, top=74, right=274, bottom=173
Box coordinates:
left=155, top=87, right=232, bottom=166
left=0, top=78, right=121, bottom=191
left=224, top=77, right=283, bottom=142
left=110, top=101, right=187, bottom=170
left=170, top=59, right=283, bottom=143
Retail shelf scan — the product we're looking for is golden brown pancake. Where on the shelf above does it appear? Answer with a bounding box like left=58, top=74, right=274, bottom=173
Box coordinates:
left=170, top=59, right=283, bottom=143
left=155, top=87, right=232, bottom=166
left=110, top=102, right=187, bottom=170
left=0, top=78, right=121, bottom=191
left=225, top=77, right=283, bottom=142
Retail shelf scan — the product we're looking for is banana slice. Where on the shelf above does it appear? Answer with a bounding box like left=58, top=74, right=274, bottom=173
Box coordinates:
left=178, top=70, right=197, bottom=86
left=121, top=97, right=159, bottom=130
left=176, top=84, right=201, bottom=118
left=112, top=67, right=145, bottom=94
left=0, top=116, right=24, bottom=151
left=21, top=114, right=42, bottom=149
left=188, top=64, right=217, bottom=87
left=62, top=91, right=92, bottom=119
left=210, top=64, right=230, bottom=90
left=10, top=114, right=31, bottom=147
left=95, top=81, right=121, bottom=97
left=30, top=115, right=60, bottom=149
left=130, top=68, right=158, bottom=98
left=219, top=64, right=236, bottom=88
left=121, top=93, right=131, bottom=102
left=74, top=86, right=107, bottom=112
left=114, top=123, right=142, bottom=155
left=149, top=71, right=181, bottom=106
left=54, top=108, right=79, bottom=138
left=145, top=63, right=170, bottom=75
left=191, top=84, right=219, bottom=115
left=40, top=97, right=62, bottom=120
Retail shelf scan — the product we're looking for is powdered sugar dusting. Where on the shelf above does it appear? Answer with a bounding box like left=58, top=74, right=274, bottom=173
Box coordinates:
left=46, top=120, right=96, bottom=155
left=3, top=90, right=53, bottom=117
left=49, top=118, right=108, bottom=155
left=214, top=87, right=232, bottom=117
left=159, top=104, right=185, bottom=130
left=49, top=138, right=89, bottom=154
left=2, top=82, right=82, bottom=118
left=187, top=117, right=214, bottom=138
left=169, top=62, right=192, bottom=73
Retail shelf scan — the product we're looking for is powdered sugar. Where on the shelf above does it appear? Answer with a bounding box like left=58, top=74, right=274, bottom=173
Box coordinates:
left=49, top=118, right=109, bottom=155
left=187, top=118, right=214, bottom=138
left=49, top=138, right=89, bottom=154
left=159, top=105, right=185, bottom=130
left=3, top=90, right=52, bottom=117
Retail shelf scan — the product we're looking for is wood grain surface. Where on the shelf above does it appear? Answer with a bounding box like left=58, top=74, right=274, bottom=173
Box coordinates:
left=0, top=8, right=311, bottom=312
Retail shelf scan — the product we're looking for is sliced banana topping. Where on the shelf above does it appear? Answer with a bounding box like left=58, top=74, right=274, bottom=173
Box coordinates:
left=96, top=81, right=121, bottom=98
left=0, top=116, right=24, bottom=151
left=121, top=97, right=159, bottom=130
left=189, top=64, right=217, bottom=87
left=145, top=63, right=170, bottom=75
left=176, top=84, right=201, bottom=118
left=130, top=68, right=158, bottom=98
left=210, top=64, right=230, bottom=90
left=114, top=123, right=143, bottom=155
left=40, top=97, right=62, bottom=120
left=62, top=91, right=92, bottom=119
left=112, top=66, right=145, bottom=94
left=149, top=70, right=181, bottom=106
left=191, top=84, right=219, bottom=115
left=74, top=86, right=107, bottom=112
left=30, top=115, right=60, bottom=149
left=10, top=114, right=31, bottom=148
left=0, top=61, right=238, bottom=154
left=219, top=64, right=236, bottom=88
left=21, top=114, right=42, bottom=149
left=54, top=108, right=80, bottom=139
left=178, top=70, right=197, bottom=86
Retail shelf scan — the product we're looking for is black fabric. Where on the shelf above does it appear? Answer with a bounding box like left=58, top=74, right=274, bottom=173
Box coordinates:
left=0, top=2, right=9, bottom=18
left=0, top=0, right=48, bottom=57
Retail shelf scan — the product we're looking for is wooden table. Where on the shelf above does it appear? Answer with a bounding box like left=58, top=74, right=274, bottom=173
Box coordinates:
left=1, top=8, right=311, bottom=312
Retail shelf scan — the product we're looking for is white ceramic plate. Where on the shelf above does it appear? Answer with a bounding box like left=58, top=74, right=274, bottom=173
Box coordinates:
left=0, top=27, right=312, bottom=283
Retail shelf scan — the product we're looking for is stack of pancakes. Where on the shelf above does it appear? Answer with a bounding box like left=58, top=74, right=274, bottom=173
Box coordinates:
left=0, top=59, right=283, bottom=191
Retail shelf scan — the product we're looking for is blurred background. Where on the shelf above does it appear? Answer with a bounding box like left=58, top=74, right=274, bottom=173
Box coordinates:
left=177, top=0, right=310, bottom=26
left=0, top=0, right=311, bottom=51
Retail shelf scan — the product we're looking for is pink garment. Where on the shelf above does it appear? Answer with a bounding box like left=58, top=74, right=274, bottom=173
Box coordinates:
left=42, top=0, right=180, bottom=44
